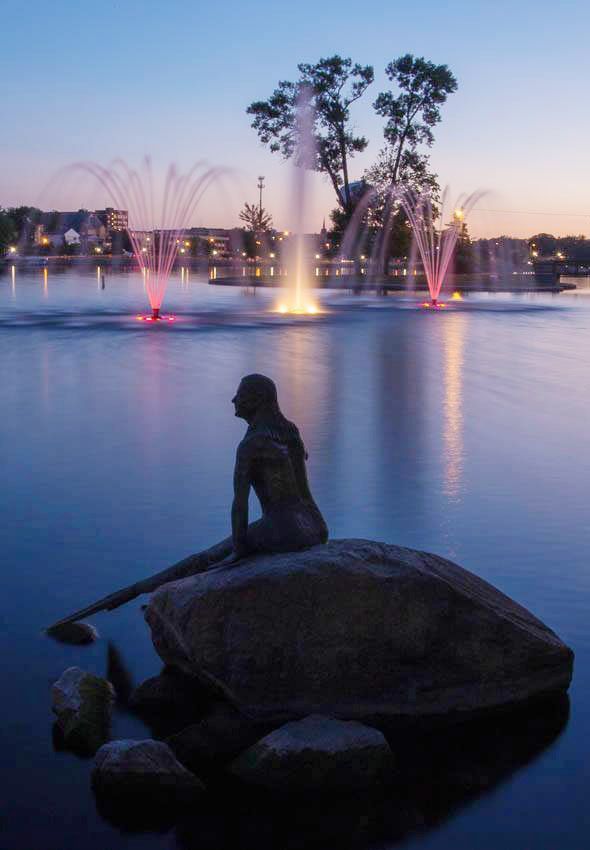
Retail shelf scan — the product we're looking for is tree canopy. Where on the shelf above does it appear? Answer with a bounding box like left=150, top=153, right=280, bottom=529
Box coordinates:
left=247, top=55, right=374, bottom=214
left=372, top=55, right=457, bottom=189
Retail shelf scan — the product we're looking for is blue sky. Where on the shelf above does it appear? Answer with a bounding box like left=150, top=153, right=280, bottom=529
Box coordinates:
left=2, top=0, right=589, bottom=236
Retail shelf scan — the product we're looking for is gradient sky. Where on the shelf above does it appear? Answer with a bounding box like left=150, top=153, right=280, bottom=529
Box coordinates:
left=2, top=0, right=589, bottom=238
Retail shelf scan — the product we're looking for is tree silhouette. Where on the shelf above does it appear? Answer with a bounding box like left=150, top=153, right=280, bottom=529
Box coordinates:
left=239, top=202, right=273, bottom=232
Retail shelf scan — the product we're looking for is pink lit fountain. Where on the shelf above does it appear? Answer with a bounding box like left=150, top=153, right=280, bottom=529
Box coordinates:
left=73, top=159, right=222, bottom=321
left=396, top=186, right=484, bottom=308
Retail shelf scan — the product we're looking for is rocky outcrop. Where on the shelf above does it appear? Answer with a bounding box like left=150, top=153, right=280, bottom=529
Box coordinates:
left=92, top=739, right=205, bottom=804
left=230, top=714, right=393, bottom=791
left=51, top=667, right=114, bottom=754
left=145, top=539, right=574, bottom=725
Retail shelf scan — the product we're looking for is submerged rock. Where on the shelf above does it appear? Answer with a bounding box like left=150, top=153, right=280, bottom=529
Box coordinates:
left=92, top=739, right=205, bottom=804
left=145, top=539, right=573, bottom=725
left=230, top=714, right=393, bottom=791
left=51, top=666, right=115, bottom=754
left=46, top=621, right=98, bottom=645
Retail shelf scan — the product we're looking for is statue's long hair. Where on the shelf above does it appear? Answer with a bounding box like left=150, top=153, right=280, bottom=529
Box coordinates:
left=242, top=374, right=306, bottom=455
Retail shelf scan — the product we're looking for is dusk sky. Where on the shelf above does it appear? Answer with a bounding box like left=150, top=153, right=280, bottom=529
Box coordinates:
left=2, top=0, right=589, bottom=238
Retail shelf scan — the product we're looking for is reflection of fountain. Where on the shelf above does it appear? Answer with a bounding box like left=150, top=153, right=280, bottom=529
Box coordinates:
left=443, top=314, right=466, bottom=500
left=72, top=159, right=221, bottom=320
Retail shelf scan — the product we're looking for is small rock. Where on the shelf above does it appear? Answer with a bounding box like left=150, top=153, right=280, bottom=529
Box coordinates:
left=92, top=739, right=205, bottom=804
left=230, top=714, right=394, bottom=792
left=46, top=622, right=98, bottom=645
left=51, top=667, right=115, bottom=755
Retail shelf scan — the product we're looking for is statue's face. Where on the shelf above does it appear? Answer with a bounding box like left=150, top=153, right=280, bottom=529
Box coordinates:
left=232, top=381, right=259, bottom=421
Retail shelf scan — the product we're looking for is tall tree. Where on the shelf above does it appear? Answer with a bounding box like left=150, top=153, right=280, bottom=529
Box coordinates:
left=239, top=202, right=273, bottom=232
left=247, top=56, right=374, bottom=215
left=373, top=54, right=457, bottom=190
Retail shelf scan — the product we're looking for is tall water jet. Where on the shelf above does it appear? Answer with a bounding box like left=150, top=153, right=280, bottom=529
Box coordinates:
left=70, top=159, right=222, bottom=320
left=278, top=89, right=319, bottom=315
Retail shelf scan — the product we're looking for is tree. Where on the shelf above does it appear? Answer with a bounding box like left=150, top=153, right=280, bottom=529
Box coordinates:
left=247, top=56, right=374, bottom=215
left=373, top=55, right=457, bottom=190
left=239, top=202, right=273, bottom=232
left=0, top=210, right=17, bottom=253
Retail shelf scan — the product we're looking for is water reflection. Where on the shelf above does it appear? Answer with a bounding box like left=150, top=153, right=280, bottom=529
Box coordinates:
left=42, top=266, right=48, bottom=297
left=442, top=315, right=466, bottom=501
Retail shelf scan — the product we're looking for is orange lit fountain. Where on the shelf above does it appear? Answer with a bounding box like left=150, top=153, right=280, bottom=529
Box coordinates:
left=275, top=89, right=321, bottom=316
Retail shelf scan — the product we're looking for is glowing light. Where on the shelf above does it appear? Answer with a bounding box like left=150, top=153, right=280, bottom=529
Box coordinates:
left=41, top=237, right=49, bottom=246
left=283, top=230, right=290, bottom=236
left=315, top=253, right=320, bottom=259
left=278, top=304, right=288, bottom=314
left=8, top=246, right=16, bottom=254
left=269, top=252, right=275, bottom=258
left=454, top=208, right=465, bottom=220
left=451, top=291, right=463, bottom=301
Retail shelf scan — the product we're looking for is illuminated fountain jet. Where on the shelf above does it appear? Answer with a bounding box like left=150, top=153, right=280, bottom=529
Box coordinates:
left=276, top=89, right=320, bottom=316
left=72, top=159, right=222, bottom=321
left=339, top=183, right=482, bottom=307
left=397, top=186, right=483, bottom=308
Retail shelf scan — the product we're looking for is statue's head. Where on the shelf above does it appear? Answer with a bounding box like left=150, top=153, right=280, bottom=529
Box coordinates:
left=232, top=374, right=278, bottom=422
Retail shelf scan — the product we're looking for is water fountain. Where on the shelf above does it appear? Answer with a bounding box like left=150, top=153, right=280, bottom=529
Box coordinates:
left=72, top=159, right=222, bottom=320
left=339, top=184, right=482, bottom=306
left=396, top=187, right=483, bottom=308
left=276, top=90, right=320, bottom=315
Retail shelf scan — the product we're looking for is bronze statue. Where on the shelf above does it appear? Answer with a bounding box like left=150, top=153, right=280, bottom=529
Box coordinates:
left=47, top=375, right=328, bottom=631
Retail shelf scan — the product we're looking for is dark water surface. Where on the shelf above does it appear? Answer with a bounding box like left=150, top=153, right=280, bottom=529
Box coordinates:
left=2, top=266, right=589, bottom=848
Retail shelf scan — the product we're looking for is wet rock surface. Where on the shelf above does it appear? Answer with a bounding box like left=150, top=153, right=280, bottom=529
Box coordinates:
left=230, top=714, right=394, bottom=791
left=51, top=666, right=114, bottom=755
left=145, top=539, right=574, bottom=725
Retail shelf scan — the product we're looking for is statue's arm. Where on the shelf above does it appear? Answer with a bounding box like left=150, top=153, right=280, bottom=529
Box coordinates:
left=231, top=442, right=251, bottom=557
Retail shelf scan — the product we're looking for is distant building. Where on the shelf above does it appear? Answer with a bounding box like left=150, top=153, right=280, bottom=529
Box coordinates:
left=96, top=208, right=128, bottom=232
left=35, top=210, right=107, bottom=250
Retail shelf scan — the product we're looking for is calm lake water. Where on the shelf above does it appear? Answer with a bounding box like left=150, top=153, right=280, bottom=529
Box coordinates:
left=2, top=265, right=589, bottom=849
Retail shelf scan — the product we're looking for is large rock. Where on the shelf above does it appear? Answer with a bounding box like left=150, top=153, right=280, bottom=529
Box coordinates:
left=145, top=539, right=573, bottom=725
left=92, top=739, right=205, bottom=804
left=230, top=714, right=393, bottom=791
left=51, top=667, right=115, bottom=754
